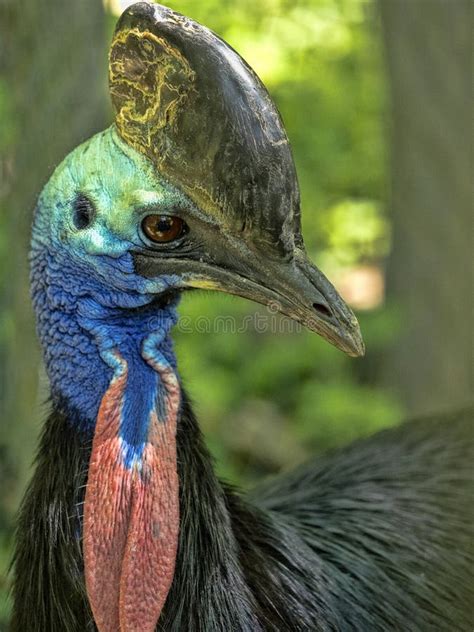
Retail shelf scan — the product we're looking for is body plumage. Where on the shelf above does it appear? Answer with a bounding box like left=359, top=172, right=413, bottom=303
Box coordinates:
left=12, top=401, right=473, bottom=631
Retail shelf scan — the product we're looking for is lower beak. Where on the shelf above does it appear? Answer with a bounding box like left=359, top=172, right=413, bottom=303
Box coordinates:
left=135, top=246, right=365, bottom=357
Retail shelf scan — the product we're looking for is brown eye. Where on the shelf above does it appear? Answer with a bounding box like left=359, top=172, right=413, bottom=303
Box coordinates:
left=141, top=214, right=187, bottom=243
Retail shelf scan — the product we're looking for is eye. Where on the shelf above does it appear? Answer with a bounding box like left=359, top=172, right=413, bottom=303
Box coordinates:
left=73, top=194, right=95, bottom=229
left=141, top=214, right=187, bottom=243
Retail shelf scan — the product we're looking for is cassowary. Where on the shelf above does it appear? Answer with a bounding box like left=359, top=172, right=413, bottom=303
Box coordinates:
left=11, top=3, right=473, bottom=631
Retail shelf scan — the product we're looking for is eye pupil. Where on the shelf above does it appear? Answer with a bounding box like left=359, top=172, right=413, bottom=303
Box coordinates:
left=73, top=194, right=95, bottom=229
left=142, top=214, right=186, bottom=243
left=157, top=217, right=173, bottom=232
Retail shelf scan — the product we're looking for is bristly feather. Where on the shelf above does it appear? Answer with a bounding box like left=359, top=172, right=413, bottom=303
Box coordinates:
left=11, top=396, right=474, bottom=631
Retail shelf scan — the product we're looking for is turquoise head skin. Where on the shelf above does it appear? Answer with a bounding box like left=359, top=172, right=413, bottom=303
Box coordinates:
left=31, top=125, right=188, bottom=290
left=30, top=126, right=186, bottom=431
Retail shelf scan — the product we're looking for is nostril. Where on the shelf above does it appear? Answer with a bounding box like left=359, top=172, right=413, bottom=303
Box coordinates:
left=312, top=302, right=332, bottom=319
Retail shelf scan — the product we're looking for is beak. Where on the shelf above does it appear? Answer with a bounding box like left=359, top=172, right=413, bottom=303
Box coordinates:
left=134, top=244, right=365, bottom=358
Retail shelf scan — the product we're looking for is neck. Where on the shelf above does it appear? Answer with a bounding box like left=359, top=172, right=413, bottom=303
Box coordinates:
left=32, top=246, right=182, bottom=631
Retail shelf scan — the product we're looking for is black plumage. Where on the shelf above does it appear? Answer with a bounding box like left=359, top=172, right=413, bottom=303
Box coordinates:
left=11, top=396, right=474, bottom=631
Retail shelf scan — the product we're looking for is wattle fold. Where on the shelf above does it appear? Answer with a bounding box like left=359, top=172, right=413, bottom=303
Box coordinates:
left=83, top=350, right=180, bottom=632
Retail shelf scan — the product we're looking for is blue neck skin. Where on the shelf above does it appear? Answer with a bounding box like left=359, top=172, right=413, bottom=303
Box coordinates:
left=31, top=242, right=179, bottom=440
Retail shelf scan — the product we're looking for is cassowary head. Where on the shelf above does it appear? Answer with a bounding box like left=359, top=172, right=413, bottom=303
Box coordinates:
left=34, top=1, right=363, bottom=358
left=30, top=2, right=364, bottom=631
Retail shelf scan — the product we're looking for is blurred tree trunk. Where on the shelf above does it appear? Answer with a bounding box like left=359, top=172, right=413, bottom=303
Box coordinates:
left=0, top=1, right=108, bottom=522
left=380, top=0, right=473, bottom=417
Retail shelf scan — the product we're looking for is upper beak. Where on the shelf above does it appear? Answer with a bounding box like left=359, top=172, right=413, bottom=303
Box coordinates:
left=135, top=243, right=365, bottom=358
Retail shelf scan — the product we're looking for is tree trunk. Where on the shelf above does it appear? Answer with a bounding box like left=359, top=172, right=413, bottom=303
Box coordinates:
left=380, top=0, right=473, bottom=417
left=0, top=1, right=108, bottom=521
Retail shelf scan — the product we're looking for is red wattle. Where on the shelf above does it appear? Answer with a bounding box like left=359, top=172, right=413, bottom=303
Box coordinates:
left=83, top=355, right=180, bottom=632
